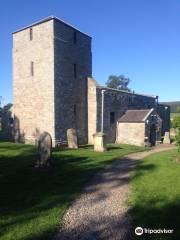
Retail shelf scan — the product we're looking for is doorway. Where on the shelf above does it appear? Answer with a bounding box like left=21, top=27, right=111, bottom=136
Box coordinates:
left=149, top=124, right=156, bottom=146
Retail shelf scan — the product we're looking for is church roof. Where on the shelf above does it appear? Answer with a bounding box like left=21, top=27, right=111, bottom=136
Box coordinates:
left=118, top=109, right=154, bottom=123
left=12, top=16, right=91, bottom=38
left=97, top=86, right=157, bottom=99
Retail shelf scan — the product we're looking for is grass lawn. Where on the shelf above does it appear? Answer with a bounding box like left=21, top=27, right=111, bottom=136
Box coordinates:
left=130, top=149, right=180, bottom=240
left=0, top=142, right=144, bottom=240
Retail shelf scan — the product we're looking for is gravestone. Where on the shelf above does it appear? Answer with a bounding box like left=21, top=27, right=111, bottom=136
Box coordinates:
left=37, top=132, right=52, bottom=167
left=93, top=132, right=107, bottom=152
left=67, top=128, right=78, bottom=149
left=163, top=131, right=171, bottom=144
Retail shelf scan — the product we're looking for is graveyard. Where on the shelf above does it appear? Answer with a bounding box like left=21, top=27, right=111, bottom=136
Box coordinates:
left=0, top=141, right=144, bottom=240
left=0, top=140, right=179, bottom=239
left=1, top=4, right=180, bottom=239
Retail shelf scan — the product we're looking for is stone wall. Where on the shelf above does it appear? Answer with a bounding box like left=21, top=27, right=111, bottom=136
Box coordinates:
left=117, top=122, right=145, bottom=146
left=13, top=20, right=55, bottom=144
left=87, top=78, right=97, bottom=143
left=87, top=78, right=158, bottom=144
left=54, top=20, right=92, bottom=144
left=0, top=107, right=14, bottom=141
left=117, top=109, right=162, bottom=146
left=95, top=86, right=157, bottom=143
left=13, top=18, right=92, bottom=146
left=12, top=17, right=169, bottom=146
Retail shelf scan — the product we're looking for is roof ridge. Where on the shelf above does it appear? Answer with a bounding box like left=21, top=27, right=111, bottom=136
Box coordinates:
left=97, top=86, right=157, bottom=99
left=118, top=108, right=155, bottom=123
left=12, top=16, right=91, bottom=38
left=126, top=109, right=151, bottom=111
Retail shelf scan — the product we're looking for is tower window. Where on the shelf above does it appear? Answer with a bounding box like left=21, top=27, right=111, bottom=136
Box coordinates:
left=73, top=31, right=77, bottom=44
left=73, top=64, right=77, bottom=78
left=30, top=28, right=33, bottom=41
left=30, top=61, right=34, bottom=76
left=110, top=112, right=115, bottom=124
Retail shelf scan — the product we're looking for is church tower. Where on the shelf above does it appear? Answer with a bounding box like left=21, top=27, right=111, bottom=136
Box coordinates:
left=13, top=16, right=92, bottom=145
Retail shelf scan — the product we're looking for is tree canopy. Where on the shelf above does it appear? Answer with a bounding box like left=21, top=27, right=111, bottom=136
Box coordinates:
left=106, top=75, right=131, bottom=91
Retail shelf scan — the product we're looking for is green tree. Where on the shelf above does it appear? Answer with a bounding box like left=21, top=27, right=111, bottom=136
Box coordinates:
left=3, top=103, right=13, bottom=111
left=106, top=75, right=131, bottom=91
left=172, top=116, right=180, bottom=157
left=176, top=106, right=180, bottom=113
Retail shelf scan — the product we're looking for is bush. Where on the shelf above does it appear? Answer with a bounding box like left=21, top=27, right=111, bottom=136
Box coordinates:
left=172, top=116, right=180, bottom=155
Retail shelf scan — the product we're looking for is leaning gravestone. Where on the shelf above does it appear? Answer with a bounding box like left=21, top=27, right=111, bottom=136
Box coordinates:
left=163, top=131, right=171, bottom=144
left=67, top=128, right=78, bottom=149
left=37, top=132, right=52, bottom=167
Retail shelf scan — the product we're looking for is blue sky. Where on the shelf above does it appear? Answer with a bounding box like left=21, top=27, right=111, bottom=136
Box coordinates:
left=0, top=0, right=180, bottom=105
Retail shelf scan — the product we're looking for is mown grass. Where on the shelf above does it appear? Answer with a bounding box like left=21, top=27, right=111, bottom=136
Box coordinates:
left=130, top=149, right=180, bottom=240
left=0, top=141, right=144, bottom=240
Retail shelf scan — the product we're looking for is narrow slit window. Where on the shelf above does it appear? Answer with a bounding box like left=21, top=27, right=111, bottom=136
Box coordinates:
left=73, top=31, right=77, bottom=44
left=110, top=112, right=115, bottom=124
left=30, top=61, right=34, bottom=76
left=74, top=64, right=77, bottom=78
left=30, top=28, right=33, bottom=41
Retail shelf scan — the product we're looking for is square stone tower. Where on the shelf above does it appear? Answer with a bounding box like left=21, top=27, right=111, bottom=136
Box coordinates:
left=13, top=16, right=92, bottom=145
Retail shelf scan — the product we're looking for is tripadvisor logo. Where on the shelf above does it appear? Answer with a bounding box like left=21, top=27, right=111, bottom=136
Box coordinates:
left=135, top=227, right=174, bottom=235
left=135, top=227, right=143, bottom=235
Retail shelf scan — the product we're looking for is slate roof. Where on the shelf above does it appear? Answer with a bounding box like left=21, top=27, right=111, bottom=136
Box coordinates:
left=118, top=109, right=153, bottom=123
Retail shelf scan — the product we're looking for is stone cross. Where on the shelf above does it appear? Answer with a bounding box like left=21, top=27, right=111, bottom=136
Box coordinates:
left=37, top=132, right=52, bottom=167
left=67, top=128, right=78, bottom=149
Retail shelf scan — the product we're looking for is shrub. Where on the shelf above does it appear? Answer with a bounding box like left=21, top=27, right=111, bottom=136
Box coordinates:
left=172, top=116, right=180, bottom=156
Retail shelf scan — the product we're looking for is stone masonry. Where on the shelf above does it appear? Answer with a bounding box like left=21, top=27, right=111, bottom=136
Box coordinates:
left=13, top=19, right=55, bottom=144
left=54, top=19, right=92, bottom=144
left=12, top=16, right=170, bottom=146
left=13, top=16, right=92, bottom=146
left=87, top=78, right=165, bottom=144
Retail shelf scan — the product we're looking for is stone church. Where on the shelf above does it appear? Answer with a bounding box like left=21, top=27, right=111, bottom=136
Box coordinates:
left=11, top=16, right=170, bottom=146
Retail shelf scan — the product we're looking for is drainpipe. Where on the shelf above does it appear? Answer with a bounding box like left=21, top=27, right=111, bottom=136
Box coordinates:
left=165, top=106, right=168, bottom=132
left=101, top=89, right=106, bottom=133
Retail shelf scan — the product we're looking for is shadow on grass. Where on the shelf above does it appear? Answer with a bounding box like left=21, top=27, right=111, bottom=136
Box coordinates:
left=53, top=145, right=94, bottom=152
left=0, top=144, right=94, bottom=239
left=106, top=145, right=123, bottom=151
left=0, top=142, right=144, bottom=240
left=130, top=163, right=157, bottom=180
left=128, top=152, right=180, bottom=240
left=128, top=200, right=180, bottom=240
left=79, top=145, right=94, bottom=149
left=0, top=140, right=149, bottom=240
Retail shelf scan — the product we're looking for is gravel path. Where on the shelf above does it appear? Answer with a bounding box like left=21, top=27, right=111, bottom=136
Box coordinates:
left=54, top=144, right=176, bottom=240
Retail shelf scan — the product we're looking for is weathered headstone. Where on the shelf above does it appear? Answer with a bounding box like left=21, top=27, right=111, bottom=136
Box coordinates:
left=67, top=128, right=78, bottom=149
left=163, top=131, right=171, bottom=144
left=93, top=132, right=107, bottom=152
left=37, top=132, right=52, bottom=167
